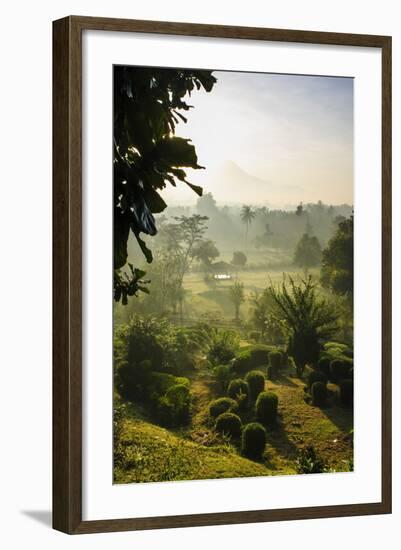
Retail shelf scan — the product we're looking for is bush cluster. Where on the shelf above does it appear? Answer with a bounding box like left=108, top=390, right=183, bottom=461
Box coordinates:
left=256, top=391, right=278, bottom=425
left=231, top=345, right=276, bottom=375
left=241, top=423, right=266, bottom=459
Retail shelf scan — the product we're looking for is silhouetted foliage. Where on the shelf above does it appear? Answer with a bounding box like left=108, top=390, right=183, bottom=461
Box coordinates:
left=321, top=216, right=353, bottom=297
left=268, top=275, right=339, bottom=377
left=231, top=251, right=247, bottom=267
left=113, top=66, right=216, bottom=301
left=293, top=233, right=322, bottom=268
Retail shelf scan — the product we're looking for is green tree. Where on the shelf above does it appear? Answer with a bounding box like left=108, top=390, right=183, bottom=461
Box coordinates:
left=229, top=281, right=245, bottom=320
left=267, top=275, right=338, bottom=377
left=240, top=205, right=256, bottom=249
left=158, top=214, right=209, bottom=315
left=113, top=66, right=216, bottom=303
left=192, top=239, right=220, bottom=279
left=321, top=216, right=353, bottom=297
left=295, top=203, right=304, bottom=217
left=293, top=233, right=322, bottom=268
left=231, top=251, right=247, bottom=267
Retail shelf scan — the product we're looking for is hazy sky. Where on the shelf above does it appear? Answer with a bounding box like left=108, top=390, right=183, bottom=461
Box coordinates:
left=161, top=70, right=353, bottom=208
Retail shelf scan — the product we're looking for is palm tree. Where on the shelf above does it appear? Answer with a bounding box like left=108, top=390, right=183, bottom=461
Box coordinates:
left=240, top=205, right=255, bottom=250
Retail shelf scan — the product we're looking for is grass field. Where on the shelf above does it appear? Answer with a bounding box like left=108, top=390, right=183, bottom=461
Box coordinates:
left=182, top=267, right=321, bottom=320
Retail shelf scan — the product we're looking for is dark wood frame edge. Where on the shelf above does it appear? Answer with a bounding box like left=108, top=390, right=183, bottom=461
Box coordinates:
left=52, top=15, right=392, bottom=535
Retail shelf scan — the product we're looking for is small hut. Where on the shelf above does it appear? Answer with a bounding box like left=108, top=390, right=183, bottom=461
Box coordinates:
left=211, top=261, right=232, bottom=281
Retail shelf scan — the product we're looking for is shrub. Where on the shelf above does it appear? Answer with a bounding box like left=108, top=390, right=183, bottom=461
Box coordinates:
left=256, top=391, right=278, bottom=425
left=330, top=359, right=352, bottom=382
left=119, top=359, right=153, bottom=400
left=209, top=397, right=238, bottom=419
left=175, top=376, right=190, bottom=388
left=306, top=369, right=327, bottom=389
left=231, top=350, right=252, bottom=375
left=215, top=412, right=242, bottom=438
left=317, top=357, right=331, bottom=378
left=268, top=350, right=282, bottom=373
left=311, top=381, right=327, bottom=406
left=324, top=341, right=353, bottom=358
left=232, top=345, right=275, bottom=374
left=207, top=330, right=239, bottom=366
left=296, top=446, right=327, bottom=474
left=214, top=364, right=231, bottom=393
left=249, top=345, right=275, bottom=367
left=339, top=379, right=353, bottom=407
left=266, top=365, right=275, bottom=381
left=241, top=423, right=267, bottom=459
left=158, top=384, right=191, bottom=426
left=245, top=370, right=265, bottom=400
left=227, top=378, right=249, bottom=400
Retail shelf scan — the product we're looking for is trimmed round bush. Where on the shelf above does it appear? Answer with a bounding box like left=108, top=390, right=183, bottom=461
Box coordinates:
left=339, top=379, right=353, bottom=407
left=249, top=345, right=274, bottom=367
left=241, top=422, right=267, bottom=459
left=232, top=345, right=275, bottom=374
left=330, top=359, right=352, bottom=382
left=231, top=350, right=252, bottom=375
left=268, top=350, right=282, bottom=373
left=245, top=370, right=265, bottom=400
left=227, top=378, right=249, bottom=399
left=317, top=357, right=331, bottom=378
left=214, top=364, right=231, bottom=393
left=256, top=391, right=278, bottom=425
left=266, top=365, right=275, bottom=381
left=311, top=381, right=327, bottom=406
left=306, top=369, right=327, bottom=389
left=209, top=397, right=238, bottom=419
left=215, top=412, right=242, bottom=438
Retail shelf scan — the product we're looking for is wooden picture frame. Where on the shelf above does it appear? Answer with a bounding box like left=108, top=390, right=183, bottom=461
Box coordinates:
left=53, top=15, right=392, bottom=534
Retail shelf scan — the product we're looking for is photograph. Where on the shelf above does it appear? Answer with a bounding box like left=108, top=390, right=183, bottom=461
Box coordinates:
left=112, top=64, right=354, bottom=484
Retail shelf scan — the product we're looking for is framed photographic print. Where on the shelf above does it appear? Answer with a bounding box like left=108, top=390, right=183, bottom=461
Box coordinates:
left=53, top=16, right=392, bottom=534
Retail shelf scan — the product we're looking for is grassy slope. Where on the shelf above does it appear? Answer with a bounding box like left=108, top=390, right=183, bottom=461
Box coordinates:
left=115, top=364, right=353, bottom=484
left=114, top=416, right=271, bottom=484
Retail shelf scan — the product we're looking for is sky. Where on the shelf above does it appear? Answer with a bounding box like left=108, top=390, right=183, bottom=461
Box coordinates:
left=160, top=69, right=353, bottom=208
